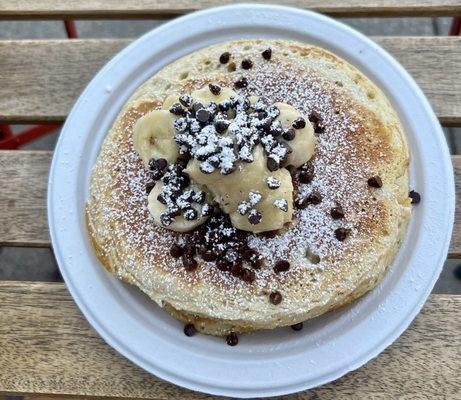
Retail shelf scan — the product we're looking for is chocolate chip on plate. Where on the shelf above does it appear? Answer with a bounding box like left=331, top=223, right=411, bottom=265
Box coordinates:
left=269, top=291, right=283, bottom=305
left=262, top=48, right=272, bottom=60
left=409, top=190, right=421, bottom=204
left=334, top=227, right=351, bottom=242
left=367, top=176, right=383, bottom=188
left=274, top=260, right=290, bottom=273
left=226, top=331, right=239, bottom=346
left=241, top=59, right=253, bottom=70
left=219, top=52, right=231, bottom=64
left=291, top=322, right=303, bottom=331
left=183, top=323, right=196, bottom=337
left=331, top=206, right=345, bottom=219
left=209, top=83, right=221, bottom=95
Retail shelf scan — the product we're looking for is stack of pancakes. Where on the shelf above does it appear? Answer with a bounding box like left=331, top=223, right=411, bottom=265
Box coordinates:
left=86, top=39, right=411, bottom=336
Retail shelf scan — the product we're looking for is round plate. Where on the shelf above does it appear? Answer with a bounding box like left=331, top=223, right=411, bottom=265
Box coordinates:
left=48, top=4, right=454, bottom=398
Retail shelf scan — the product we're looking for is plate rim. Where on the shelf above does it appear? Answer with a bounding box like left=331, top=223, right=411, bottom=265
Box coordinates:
left=47, top=4, right=455, bottom=398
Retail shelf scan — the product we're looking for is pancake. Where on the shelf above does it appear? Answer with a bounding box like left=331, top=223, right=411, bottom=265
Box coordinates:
left=86, top=39, right=411, bottom=336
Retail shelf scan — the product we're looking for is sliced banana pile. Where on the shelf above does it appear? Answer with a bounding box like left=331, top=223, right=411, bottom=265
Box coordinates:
left=132, top=84, right=316, bottom=233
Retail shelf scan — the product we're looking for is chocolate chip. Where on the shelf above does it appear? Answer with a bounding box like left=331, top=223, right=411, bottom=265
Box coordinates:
left=160, top=213, right=173, bottom=226
left=219, top=52, right=230, bottom=64
left=282, top=128, right=296, bottom=141
left=157, top=193, right=167, bottom=205
left=269, top=291, right=282, bottom=305
left=145, top=180, right=156, bottom=194
left=170, top=244, right=183, bottom=258
left=184, top=323, right=196, bottom=337
left=226, top=332, right=238, bottom=346
left=196, top=109, right=211, bottom=123
left=241, top=59, right=253, bottom=69
left=216, top=259, right=230, bottom=272
left=292, top=117, right=306, bottom=129
left=156, top=158, right=167, bottom=171
left=274, top=260, right=290, bottom=273
left=201, top=203, right=213, bottom=216
left=309, top=112, right=324, bottom=134
left=193, top=102, right=204, bottom=113
left=250, top=258, right=262, bottom=269
left=184, top=208, right=198, bottom=221
left=267, top=157, right=279, bottom=172
left=202, top=250, right=217, bottom=262
left=182, top=256, right=198, bottom=271
left=241, top=269, right=256, bottom=283
left=267, top=177, right=281, bottom=189
left=214, top=120, right=229, bottom=134
left=334, top=227, right=351, bottom=242
left=150, top=170, right=163, bottom=181
left=179, top=94, right=193, bottom=108
left=243, top=248, right=257, bottom=261
left=367, top=176, right=383, bottom=188
left=248, top=209, right=262, bottom=225
left=209, top=83, right=221, bottom=95
left=183, top=243, right=196, bottom=256
left=169, top=103, right=184, bottom=116
left=307, top=191, right=322, bottom=205
left=234, top=77, right=248, bottom=89
left=230, top=262, right=243, bottom=277
left=291, top=322, right=303, bottom=331
left=295, top=197, right=309, bottom=210
left=262, top=48, right=272, bottom=60
left=409, top=190, right=421, bottom=204
left=331, top=206, right=345, bottom=219
left=298, top=171, right=313, bottom=184
left=193, top=191, right=206, bottom=204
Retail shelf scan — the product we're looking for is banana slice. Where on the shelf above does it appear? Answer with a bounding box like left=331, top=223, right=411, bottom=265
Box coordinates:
left=275, top=102, right=316, bottom=167
left=147, top=181, right=211, bottom=232
left=185, top=146, right=293, bottom=232
left=132, top=110, right=179, bottom=166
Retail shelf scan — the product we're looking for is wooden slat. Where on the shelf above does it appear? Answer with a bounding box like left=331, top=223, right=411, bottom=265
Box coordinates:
left=1, top=151, right=461, bottom=257
left=0, top=282, right=458, bottom=399
left=0, top=37, right=460, bottom=126
left=0, top=0, right=460, bottom=19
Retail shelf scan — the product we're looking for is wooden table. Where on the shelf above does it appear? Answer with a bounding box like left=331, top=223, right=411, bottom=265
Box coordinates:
left=0, top=2, right=460, bottom=399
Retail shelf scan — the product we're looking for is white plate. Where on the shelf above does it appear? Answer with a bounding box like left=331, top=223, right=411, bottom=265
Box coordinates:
left=48, top=4, right=455, bottom=398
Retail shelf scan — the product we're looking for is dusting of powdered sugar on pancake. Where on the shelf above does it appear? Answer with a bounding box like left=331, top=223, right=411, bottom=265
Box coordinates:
left=89, top=57, right=388, bottom=298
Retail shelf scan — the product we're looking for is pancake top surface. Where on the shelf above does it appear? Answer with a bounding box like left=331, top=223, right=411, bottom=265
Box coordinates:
left=87, top=39, right=410, bottom=326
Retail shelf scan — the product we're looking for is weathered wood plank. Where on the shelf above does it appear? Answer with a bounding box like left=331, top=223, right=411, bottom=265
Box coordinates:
left=1, top=151, right=460, bottom=257
left=0, top=282, right=458, bottom=399
left=0, top=151, right=51, bottom=247
left=0, top=0, right=460, bottom=19
left=0, top=37, right=460, bottom=125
